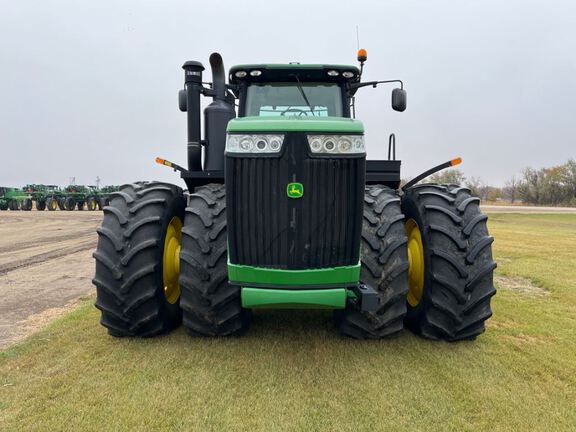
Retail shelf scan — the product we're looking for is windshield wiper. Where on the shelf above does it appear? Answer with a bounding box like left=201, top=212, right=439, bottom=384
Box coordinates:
left=291, top=74, right=315, bottom=116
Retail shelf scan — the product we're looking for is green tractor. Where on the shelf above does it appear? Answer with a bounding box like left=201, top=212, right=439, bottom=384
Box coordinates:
left=0, top=187, right=32, bottom=211
left=62, top=185, right=99, bottom=210
left=22, top=184, right=60, bottom=210
left=43, top=186, right=66, bottom=211
left=93, top=50, right=496, bottom=341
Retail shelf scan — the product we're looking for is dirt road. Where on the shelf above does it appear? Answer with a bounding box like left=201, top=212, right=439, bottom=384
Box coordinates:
left=0, top=211, right=101, bottom=349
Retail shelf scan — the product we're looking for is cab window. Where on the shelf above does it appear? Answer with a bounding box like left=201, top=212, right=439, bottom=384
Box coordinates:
left=245, top=83, right=343, bottom=117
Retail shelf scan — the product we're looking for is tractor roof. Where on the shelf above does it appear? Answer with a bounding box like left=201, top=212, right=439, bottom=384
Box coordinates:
left=229, top=64, right=361, bottom=85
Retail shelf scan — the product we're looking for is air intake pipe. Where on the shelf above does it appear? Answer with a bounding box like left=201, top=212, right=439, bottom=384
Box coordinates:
left=181, top=60, right=204, bottom=172
left=203, top=53, right=236, bottom=171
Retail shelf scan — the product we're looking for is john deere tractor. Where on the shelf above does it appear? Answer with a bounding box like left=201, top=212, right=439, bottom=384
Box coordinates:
left=93, top=50, right=496, bottom=341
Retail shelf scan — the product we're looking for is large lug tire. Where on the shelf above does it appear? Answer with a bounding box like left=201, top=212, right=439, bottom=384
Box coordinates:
left=336, top=185, right=409, bottom=339
left=64, top=197, right=75, bottom=211
left=401, top=184, right=497, bottom=341
left=57, top=198, right=66, bottom=210
left=0, top=201, right=8, bottom=211
left=179, top=184, right=250, bottom=337
left=77, top=200, right=85, bottom=210
left=47, top=197, right=58, bottom=211
left=22, top=199, right=33, bottom=211
left=87, top=197, right=97, bottom=211
left=37, top=200, right=46, bottom=211
left=98, top=197, right=109, bottom=210
left=93, top=182, right=186, bottom=337
left=9, top=200, right=20, bottom=211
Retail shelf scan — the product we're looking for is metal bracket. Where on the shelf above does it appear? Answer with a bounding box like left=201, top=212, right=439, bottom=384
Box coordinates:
left=352, top=283, right=380, bottom=312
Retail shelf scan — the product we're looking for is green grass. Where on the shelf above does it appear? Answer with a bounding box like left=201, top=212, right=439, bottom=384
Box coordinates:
left=1, top=213, right=576, bottom=431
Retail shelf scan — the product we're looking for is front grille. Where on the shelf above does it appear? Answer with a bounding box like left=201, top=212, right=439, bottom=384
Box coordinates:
left=226, top=132, right=365, bottom=269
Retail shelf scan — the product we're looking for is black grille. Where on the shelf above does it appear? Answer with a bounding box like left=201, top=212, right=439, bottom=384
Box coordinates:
left=226, top=133, right=365, bottom=270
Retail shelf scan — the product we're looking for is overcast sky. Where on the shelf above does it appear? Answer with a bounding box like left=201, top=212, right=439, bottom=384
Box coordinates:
left=1, top=0, right=575, bottom=187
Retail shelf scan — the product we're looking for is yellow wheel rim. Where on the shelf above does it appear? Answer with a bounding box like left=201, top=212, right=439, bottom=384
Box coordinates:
left=405, top=218, right=425, bottom=307
left=163, top=217, right=182, bottom=304
left=50, top=200, right=57, bottom=210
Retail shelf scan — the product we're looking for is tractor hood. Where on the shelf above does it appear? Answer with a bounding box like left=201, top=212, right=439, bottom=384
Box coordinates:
left=227, top=116, right=364, bottom=134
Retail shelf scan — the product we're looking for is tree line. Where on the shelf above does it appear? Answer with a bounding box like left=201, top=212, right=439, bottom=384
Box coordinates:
left=421, top=159, right=576, bottom=206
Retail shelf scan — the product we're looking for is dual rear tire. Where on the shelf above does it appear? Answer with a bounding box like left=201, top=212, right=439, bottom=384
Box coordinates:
left=336, top=184, right=496, bottom=341
left=93, top=182, right=247, bottom=337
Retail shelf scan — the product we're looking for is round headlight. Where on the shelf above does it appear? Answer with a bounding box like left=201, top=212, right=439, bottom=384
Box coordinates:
left=327, top=70, right=339, bottom=77
left=342, top=71, right=355, bottom=79
left=309, top=138, right=323, bottom=152
left=269, top=137, right=282, bottom=151
left=353, top=137, right=364, bottom=151
left=250, top=70, right=262, bottom=77
left=338, top=137, right=352, bottom=152
left=235, top=71, right=247, bottom=78
left=324, top=139, right=336, bottom=152
left=239, top=137, right=253, bottom=151
left=256, top=139, right=267, bottom=150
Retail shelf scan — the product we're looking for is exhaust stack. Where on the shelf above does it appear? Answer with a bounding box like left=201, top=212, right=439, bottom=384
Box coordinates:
left=203, top=53, right=236, bottom=171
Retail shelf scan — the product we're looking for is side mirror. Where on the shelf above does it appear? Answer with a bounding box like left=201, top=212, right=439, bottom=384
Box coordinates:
left=392, top=88, right=407, bottom=112
left=178, top=89, right=187, bottom=112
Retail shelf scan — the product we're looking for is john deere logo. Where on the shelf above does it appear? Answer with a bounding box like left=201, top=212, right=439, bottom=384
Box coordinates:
left=287, top=182, right=304, bottom=199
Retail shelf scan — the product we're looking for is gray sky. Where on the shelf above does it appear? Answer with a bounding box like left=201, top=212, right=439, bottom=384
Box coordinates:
left=1, top=0, right=575, bottom=187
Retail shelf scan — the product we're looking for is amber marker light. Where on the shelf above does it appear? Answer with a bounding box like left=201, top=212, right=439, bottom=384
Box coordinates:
left=357, top=48, right=367, bottom=62
left=450, top=157, right=462, bottom=166
left=155, top=157, right=172, bottom=167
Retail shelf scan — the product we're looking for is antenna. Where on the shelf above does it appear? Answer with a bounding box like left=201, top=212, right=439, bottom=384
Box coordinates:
left=96, top=176, right=101, bottom=189
left=356, top=25, right=360, bottom=50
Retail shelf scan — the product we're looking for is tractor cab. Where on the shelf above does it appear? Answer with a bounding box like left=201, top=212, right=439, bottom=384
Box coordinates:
left=228, top=64, right=360, bottom=118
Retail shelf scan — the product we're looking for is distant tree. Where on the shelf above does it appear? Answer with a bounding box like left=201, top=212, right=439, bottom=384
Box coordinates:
left=565, top=159, right=576, bottom=203
left=503, top=176, right=519, bottom=203
left=486, top=186, right=502, bottom=202
left=519, top=167, right=541, bottom=204
left=465, top=177, right=483, bottom=198
left=429, top=169, right=466, bottom=185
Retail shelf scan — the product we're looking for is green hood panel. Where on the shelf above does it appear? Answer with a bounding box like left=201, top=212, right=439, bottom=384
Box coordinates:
left=227, top=117, right=364, bottom=134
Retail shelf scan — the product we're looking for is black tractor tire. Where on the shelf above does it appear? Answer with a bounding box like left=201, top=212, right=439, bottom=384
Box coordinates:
left=9, top=200, right=20, bottom=211
left=57, top=198, right=66, bottom=210
left=77, top=200, right=85, bottom=210
left=47, top=197, right=59, bottom=211
left=0, top=201, right=8, bottom=211
left=179, top=184, right=250, bottom=337
left=64, top=197, right=75, bottom=211
left=93, top=182, right=186, bottom=337
left=37, top=200, right=46, bottom=211
left=335, top=185, right=409, bottom=339
left=21, top=199, right=33, bottom=211
left=98, top=197, right=109, bottom=210
left=401, top=184, right=497, bottom=341
left=86, top=197, right=97, bottom=211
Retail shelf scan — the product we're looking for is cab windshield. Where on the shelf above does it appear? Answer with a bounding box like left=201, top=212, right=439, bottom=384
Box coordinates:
left=245, top=82, right=343, bottom=117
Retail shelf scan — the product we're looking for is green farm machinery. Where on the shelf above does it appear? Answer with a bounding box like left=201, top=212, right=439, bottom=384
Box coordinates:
left=60, top=185, right=117, bottom=211
left=93, top=50, right=496, bottom=341
left=23, top=184, right=60, bottom=210
left=0, top=187, right=31, bottom=211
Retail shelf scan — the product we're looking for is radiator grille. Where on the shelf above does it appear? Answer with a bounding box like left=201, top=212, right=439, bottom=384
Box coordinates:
left=226, top=133, right=365, bottom=269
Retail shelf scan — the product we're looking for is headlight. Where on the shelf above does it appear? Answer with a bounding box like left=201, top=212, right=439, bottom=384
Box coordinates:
left=307, top=135, right=365, bottom=154
left=226, top=134, right=285, bottom=154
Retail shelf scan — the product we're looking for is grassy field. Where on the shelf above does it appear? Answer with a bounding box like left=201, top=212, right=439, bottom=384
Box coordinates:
left=1, top=213, right=576, bottom=431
